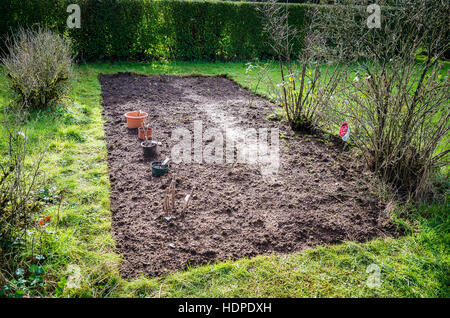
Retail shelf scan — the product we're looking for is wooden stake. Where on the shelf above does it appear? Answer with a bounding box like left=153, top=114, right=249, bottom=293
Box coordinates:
left=164, top=187, right=170, bottom=217
left=170, top=178, right=176, bottom=213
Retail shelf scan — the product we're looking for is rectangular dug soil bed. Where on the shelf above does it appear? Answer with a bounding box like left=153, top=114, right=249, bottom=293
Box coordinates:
left=99, top=72, right=394, bottom=278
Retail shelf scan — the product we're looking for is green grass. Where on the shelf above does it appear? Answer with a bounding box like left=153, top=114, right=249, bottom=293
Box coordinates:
left=121, top=204, right=449, bottom=298
left=0, top=61, right=448, bottom=298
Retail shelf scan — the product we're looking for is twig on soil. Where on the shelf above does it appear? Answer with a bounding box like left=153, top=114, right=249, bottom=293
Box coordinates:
left=170, top=177, right=176, bottom=212
left=144, top=126, right=149, bottom=144
left=163, top=177, right=176, bottom=219
left=182, top=184, right=195, bottom=215
left=163, top=187, right=170, bottom=218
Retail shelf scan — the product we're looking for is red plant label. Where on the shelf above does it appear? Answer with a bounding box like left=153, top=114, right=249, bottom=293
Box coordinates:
left=339, top=123, right=350, bottom=141
left=339, top=123, right=348, bottom=137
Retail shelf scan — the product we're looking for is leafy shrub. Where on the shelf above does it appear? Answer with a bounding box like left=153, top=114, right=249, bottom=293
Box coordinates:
left=0, top=0, right=368, bottom=61
left=1, top=27, right=74, bottom=109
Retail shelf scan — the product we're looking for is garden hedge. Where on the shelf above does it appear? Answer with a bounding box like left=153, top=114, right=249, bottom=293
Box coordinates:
left=0, top=0, right=361, bottom=61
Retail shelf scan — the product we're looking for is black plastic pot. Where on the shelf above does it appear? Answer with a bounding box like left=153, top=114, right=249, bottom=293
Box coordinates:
left=141, top=141, right=157, bottom=159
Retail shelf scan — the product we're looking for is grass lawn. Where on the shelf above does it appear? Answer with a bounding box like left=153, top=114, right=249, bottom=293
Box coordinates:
left=0, top=61, right=448, bottom=298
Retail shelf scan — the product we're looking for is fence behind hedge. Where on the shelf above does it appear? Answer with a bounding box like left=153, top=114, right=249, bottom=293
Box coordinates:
left=0, top=0, right=349, bottom=61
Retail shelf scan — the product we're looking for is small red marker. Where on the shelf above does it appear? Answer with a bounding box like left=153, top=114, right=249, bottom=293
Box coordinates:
left=339, top=123, right=350, bottom=141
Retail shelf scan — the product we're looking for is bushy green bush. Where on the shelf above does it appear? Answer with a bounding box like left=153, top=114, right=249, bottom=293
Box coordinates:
left=0, top=1, right=401, bottom=62
left=0, top=0, right=329, bottom=61
left=1, top=27, right=74, bottom=109
left=64, top=0, right=282, bottom=61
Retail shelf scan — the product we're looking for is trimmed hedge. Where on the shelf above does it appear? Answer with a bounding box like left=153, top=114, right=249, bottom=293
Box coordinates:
left=0, top=0, right=319, bottom=61
left=1, top=1, right=372, bottom=61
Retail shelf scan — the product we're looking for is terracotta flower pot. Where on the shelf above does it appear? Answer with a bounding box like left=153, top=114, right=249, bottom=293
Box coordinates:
left=138, top=127, right=153, bottom=140
left=124, top=111, right=148, bottom=129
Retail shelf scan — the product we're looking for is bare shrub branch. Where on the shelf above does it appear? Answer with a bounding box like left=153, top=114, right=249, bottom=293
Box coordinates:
left=257, top=0, right=346, bottom=131
left=0, top=106, right=48, bottom=259
left=320, top=0, right=450, bottom=200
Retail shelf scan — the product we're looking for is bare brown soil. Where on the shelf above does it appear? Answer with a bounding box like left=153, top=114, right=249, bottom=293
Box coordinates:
left=99, top=72, right=394, bottom=278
